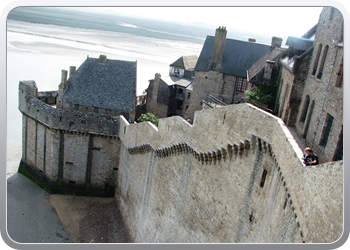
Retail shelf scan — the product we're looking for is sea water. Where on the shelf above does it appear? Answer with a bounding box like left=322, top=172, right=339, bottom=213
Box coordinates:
left=6, top=12, right=204, bottom=176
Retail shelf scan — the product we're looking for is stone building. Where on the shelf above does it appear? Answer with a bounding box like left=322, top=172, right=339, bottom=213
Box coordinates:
left=277, top=28, right=316, bottom=125
left=185, top=27, right=283, bottom=120
left=16, top=7, right=343, bottom=243
left=277, top=7, right=343, bottom=163
left=58, top=55, right=137, bottom=122
left=294, top=7, right=343, bottom=163
left=144, top=55, right=198, bottom=118
left=18, top=79, right=343, bottom=242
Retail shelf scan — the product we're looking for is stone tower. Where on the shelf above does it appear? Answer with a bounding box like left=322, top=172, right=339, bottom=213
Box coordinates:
left=208, top=26, right=227, bottom=71
left=57, top=69, right=68, bottom=108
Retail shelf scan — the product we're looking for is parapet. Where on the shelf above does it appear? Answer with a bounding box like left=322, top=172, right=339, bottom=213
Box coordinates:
left=19, top=81, right=120, bottom=136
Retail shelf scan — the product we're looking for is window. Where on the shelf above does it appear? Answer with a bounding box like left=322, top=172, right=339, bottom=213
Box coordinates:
left=317, top=45, right=329, bottom=79
left=94, top=107, right=99, bottom=113
left=312, top=44, right=322, bottom=75
left=336, top=58, right=343, bottom=88
left=178, top=88, right=183, bottom=94
left=187, top=92, right=191, bottom=99
left=236, top=77, right=248, bottom=92
left=259, top=169, right=268, bottom=188
left=333, top=128, right=343, bottom=161
left=74, top=104, right=79, bottom=110
left=300, top=96, right=310, bottom=123
left=320, top=114, right=334, bottom=147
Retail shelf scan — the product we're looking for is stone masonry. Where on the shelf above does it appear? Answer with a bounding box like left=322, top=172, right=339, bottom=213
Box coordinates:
left=295, top=7, right=343, bottom=163
left=18, top=79, right=343, bottom=243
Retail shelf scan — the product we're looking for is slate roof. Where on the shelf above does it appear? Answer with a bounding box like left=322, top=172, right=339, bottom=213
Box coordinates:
left=195, top=36, right=271, bottom=78
left=248, top=47, right=284, bottom=81
left=162, top=75, right=193, bottom=90
left=61, top=56, right=136, bottom=112
left=170, top=55, right=198, bottom=70
left=286, top=37, right=314, bottom=52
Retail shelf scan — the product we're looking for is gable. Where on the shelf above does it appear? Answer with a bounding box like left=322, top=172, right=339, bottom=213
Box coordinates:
left=195, top=36, right=271, bottom=78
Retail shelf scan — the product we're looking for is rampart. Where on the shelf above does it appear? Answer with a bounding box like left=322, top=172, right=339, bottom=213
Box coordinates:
left=18, top=80, right=343, bottom=243
left=18, top=81, right=120, bottom=196
left=117, top=104, right=343, bottom=243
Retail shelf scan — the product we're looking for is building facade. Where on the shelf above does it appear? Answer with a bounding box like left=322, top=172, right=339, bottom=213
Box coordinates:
left=143, top=55, right=197, bottom=119
left=289, top=7, right=343, bottom=163
left=185, top=27, right=282, bottom=120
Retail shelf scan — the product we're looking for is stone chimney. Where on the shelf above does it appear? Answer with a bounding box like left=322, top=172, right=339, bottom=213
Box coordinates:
left=60, top=70, right=68, bottom=87
left=69, top=66, right=76, bottom=78
left=147, top=73, right=161, bottom=116
left=153, top=73, right=161, bottom=95
left=271, top=37, right=283, bottom=48
left=249, top=38, right=256, bottom=43
left=99, top=55, right=107, bottom=64
left=264, top=60, right=275, bottom=80
left=57, top=69, right=68, bottom=108
left=209, top=26, right=227, bottom=71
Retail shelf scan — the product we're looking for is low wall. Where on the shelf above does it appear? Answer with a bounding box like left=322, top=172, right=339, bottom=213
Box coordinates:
left=116, top=103, right=343, bottom=243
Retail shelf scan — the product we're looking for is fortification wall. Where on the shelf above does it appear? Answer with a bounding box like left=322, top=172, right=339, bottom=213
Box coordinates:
left=18, top=81, right=343, bottom=242
left=19, top=81, right=121, bottom=196
left=117, top=103, right=343, bottom=243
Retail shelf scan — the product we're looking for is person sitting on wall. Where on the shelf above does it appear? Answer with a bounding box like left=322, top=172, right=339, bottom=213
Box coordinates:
left=302, top=147, right=319, bottom=166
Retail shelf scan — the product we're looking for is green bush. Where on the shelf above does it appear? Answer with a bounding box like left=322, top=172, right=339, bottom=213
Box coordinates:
left=137, top=113, right=159, bottom=126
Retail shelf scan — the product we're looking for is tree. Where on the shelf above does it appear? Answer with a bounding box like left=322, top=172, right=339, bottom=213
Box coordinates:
left=137, top=113, right=159, bottom=126
left=244, top=84, right=278, bottom=112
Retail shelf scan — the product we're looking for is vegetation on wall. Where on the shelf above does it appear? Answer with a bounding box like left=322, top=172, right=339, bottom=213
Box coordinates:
left=137, top=113, right=159, bottom=126
left=244, top=85, right=278, bottom=111
left=244, top=71, right=282, bottom=113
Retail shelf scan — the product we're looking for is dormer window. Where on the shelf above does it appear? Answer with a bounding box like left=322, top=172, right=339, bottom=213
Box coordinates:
left=169, top=66, right=184, bottom=77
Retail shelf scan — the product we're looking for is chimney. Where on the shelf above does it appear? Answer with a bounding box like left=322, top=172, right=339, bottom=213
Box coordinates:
left=264, top=60, right=275, bottom=80
left=248, top=38, right=256, bottom=43
left=57, top=69, right=68, bottom=108
left=60, top=69, right=68, bottom=86
left=99, top=55, right=107, bottom=64
left=209, top=26, right=227, bottom=71
left=69, top=66, right=76, bottom=78
left=271, top=37, right=283, bottom=48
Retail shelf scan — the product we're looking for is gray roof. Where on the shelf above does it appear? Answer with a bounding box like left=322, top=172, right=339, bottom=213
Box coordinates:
left=195, top=36, right=271, bottom=78
left=170, top=55, right=198, bottom=70
left=248, top=47, right=284, bottom=80
left=162, top=75, right=193, bottom=89
left=61, top=56, right=136, bottom=112
left=286, top=36, right=314, bottom=52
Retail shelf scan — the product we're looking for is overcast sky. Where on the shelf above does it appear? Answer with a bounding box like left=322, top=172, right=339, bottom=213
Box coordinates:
left=91, top=7, right=324, bottom=38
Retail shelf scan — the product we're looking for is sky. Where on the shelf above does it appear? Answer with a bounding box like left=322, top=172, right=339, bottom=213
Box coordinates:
left=88, top=6, right=324, bottom=39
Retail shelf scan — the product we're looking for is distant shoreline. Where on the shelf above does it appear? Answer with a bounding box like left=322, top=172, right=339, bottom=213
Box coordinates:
left=7, top=7, right=207, bottom=44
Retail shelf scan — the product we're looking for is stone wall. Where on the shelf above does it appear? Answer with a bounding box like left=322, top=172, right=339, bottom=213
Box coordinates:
left=19, top=81, right=121, bottom=196
left=295, top=7, right=343, bottom=163
left=116, top=103, right=343, bottom=243
left=18, top=80, right=343, bottom=243
left=61, top=101, right=135, bottom=122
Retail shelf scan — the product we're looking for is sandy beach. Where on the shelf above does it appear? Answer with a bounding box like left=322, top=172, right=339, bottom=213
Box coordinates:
left=6, top=19, right=202, bottom=245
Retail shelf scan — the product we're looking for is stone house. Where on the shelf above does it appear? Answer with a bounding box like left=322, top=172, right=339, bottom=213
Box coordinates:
left=185, top=27, right=282, bottom=120
left=277, top=28, right=316, bottom=125
left=246, top=37, right=286, bottom=111
left=144, top=55, right=197, bottom=118
left=17, top=8, right=343, bottom=241
left=293, top=7, right=343, bottom=163
left=57, top=55, right=137, bottom=122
